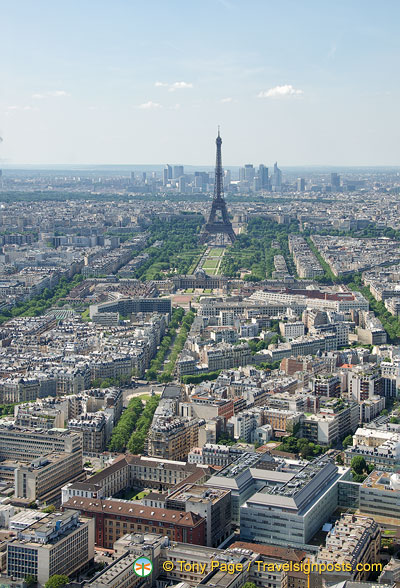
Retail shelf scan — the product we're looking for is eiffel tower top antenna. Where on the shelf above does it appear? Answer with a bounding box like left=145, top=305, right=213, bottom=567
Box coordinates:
left=214, top=126, right=224, bottom=202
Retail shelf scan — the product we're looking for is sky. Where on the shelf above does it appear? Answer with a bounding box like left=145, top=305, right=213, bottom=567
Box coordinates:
left=1, top=0, right=400, bottom=166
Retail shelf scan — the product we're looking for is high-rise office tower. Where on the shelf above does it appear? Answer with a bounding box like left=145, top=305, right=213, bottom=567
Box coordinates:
left=239, top=167, right=246, bottom=181
left=272, top=162, right=282, bottom=190
left=297, top=178, right=305, bottom=191
left=253, top=177, right=261, bottom=191
left=224, top=169, right=231, bottom=189
left=178, top=176, right=186, bottom=193
left=244, top=164, right=255, bottom=182
left=194, top=171, right=209, bottom=191
left=173, top=165, right=184, bottom=179
left=163, top=165, right=172, bottom=185
left=331, top=172, right=340, bottom=190
left=130, top=171, right=135, bottom=184
left=258, top=165, right=269, bottom=189
left=0, top=170, right=2, bottom=190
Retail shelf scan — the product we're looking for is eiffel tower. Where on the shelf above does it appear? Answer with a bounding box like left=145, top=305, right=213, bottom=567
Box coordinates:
left=200, top=129, right=236, bottom=245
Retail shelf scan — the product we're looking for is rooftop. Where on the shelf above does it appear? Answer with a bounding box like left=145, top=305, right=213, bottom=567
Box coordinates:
left=63, top=496, right=205, bottom=527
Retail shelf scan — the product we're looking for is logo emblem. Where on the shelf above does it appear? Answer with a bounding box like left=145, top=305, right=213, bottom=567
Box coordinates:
left=133, top=556, right=153, bottom=577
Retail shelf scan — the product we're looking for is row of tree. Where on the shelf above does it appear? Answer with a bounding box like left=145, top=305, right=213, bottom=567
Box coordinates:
left=159, top=310, right=196, bottom=382
left=221, top=217, right=299, bottom=280
left=108, top=397, right=144, bottom=452
left=126, top=395, right=160, bottom=454
left=145, top=307, right=186, bottom=380
left=108, top=395, right=161, bottom=453
left=134, top=216, right=204, bottom=280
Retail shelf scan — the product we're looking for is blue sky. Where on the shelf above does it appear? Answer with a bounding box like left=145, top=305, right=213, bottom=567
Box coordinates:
left=1, top=0, right=400, bottom=166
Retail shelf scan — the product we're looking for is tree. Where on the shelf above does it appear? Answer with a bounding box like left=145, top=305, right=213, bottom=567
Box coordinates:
left=25, top=575, right=37, bottom=587
left=242, top=583, right=257, bottom=588
left=342, top=435, right=353, bottom=449
left=42, top=505, right=56, bottom=514
left=351, top=456, right=367, bottom=475
left=44, top=575, right=69, bottom=588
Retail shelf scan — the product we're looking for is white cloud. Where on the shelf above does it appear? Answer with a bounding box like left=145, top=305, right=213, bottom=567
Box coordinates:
left=49, top=90, right=70, bottom=97
left=170, top=81, right=192, bottom=91
left=258, top=84, right=304, bottom=98
left=7, top=105, right=35, bottom=111
left=155, top=81, right=193, bottom=92
left=220, top=97, right=233, bottom=103
left=32, top=90, right=70, bottom=99
left=138, top=101, right=162, bottom=110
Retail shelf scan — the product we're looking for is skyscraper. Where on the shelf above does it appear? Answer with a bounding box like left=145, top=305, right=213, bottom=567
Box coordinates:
left=297, top=178, right=305, bottom=192
left=258, top=165, right=269, bottom=189
left=163, top=164, right=172, bottom=185
left=173, top=165, right=184, bottom=179
left=272, top=162, right=282, bottom=190
left=244, top=164, right=255, bottom=182
left=224, top=169, right=231, bottom=189
left=331, top=172, right=340, bottom=190
left=178, top=176, right=186, bottom=193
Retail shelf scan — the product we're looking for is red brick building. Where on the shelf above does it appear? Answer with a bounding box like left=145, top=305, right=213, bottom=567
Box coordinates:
left=63, top=497, right=206, bottom=549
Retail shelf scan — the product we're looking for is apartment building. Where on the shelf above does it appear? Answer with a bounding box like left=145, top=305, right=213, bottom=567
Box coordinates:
left=348, top=367, right=383, bottom=402
left=302, top=400, right=359, bottom=445
left=146, top=417, right=200, bottom=461
left=359, top=471, right=400, bottom=521
left=312, top=375, right=341, bottom=397
left=68, top=412, right=111, bottom=453
left=344, top=427, right=400, bottom=468
left=280, top=321, right=305, bottom=340
left=359, top=396, right=385, bottom=423
left=262, top=407, right=302, bottom=435
left=0, top=378, right=40, bottom=403
left=188, top=444, right=245, bottom=467
left=317, top=514, right=380, bottom=581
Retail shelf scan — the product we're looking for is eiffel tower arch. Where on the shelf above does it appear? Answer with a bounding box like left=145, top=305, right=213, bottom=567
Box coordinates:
left=200, top=130, right=236, bottom=245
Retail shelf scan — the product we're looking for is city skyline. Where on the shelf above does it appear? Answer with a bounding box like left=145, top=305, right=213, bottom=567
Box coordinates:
left=1, top=0, right=400, bottom=166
